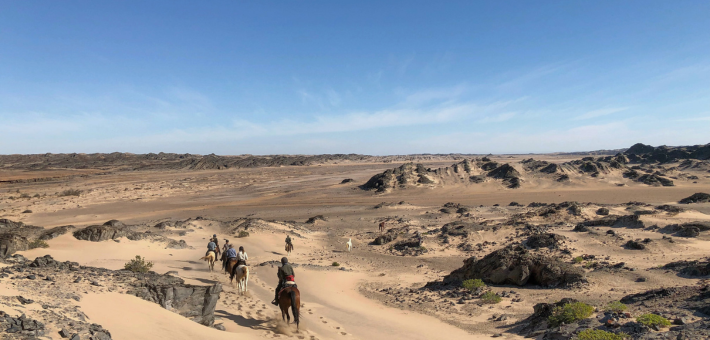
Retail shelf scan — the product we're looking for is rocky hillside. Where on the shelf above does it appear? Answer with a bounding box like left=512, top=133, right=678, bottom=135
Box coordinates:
left=361, top=143, right=710, bottom=192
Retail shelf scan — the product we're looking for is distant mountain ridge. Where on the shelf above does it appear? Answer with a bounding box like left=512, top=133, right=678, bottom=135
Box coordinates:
left=0, top=142, right=707, bottom=172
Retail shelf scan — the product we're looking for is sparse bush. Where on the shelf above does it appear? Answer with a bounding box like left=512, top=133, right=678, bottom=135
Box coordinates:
left=636, top=313, right=670, bottom=328
left=604, top=301, right=627, bottom=314
left=548, top=302, right=595, bottom=327
left=22, top=210, right=33, bottom=214
left=19, top=193, right=30, bottom=199
left=124, top=255, right=154, bottom=273
left=480, top=291, right=501, bottom=304
left=237, top=230, right=250, bottom=238
left=33, top=193, right=40, bottom=198
left=332, top=262, right=340, bottom=267
left=584, top=261, right=598, bottom=269
left=59, top=189, right=82, bottom=197
left=28, top=239, right=49, bottom=249
left=576, top=329, right=627, bottom=340
left=573, top=256, right=584, bottom=263
left=462, top=279, right=486, bottom=291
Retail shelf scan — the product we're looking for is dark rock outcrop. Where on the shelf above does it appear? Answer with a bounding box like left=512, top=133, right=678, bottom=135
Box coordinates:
left=442, top=245, right=585, bottom=287
left=487, top=164, right=522, bottom=189
left=661, top=259, right=710, bottom=277
left=663, top=221, right=710, bottom=238
left=128, top=281, right=222, bottom=326
left=73, top=220, right=133, bottom=241
left=372, top=231, right=398, bottom=245
left=637, top=173, right=674, bottom=186
left=679, top=192, right=710, bottom=204
left=0, top=234, right=28, bottom=258
left=0, top=310, right=46, bottom=338
left=525, top=233, right=565, bottom=249
left=612, top=215, right=645, bottom=229
left=22, top=255, right=222, bottom=328
left=39, top=226, right=71, bottom=241
left=305, top=215, right=327, bottom=224
left=596, top=207, right=610, bottom=215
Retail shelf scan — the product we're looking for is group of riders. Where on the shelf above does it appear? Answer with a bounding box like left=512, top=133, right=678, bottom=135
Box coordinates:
left=206, top=233, right=295, bottom=306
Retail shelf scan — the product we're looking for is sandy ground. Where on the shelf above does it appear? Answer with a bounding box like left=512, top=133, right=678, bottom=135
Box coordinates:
left=1, top=158, right=710, bottom=339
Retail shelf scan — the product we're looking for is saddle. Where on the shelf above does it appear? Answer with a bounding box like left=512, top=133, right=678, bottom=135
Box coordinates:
left=278, top=281, right=297, bottom=298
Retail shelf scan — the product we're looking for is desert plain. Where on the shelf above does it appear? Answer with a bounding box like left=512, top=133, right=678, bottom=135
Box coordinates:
left=1, top=143, right=710, bottom=340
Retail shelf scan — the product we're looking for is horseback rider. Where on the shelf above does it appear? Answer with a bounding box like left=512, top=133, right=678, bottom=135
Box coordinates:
left=221, top=239, right=230, bottom=270
left=206, top=238, right=217, bottom=257
left=211, top=234, right=221, bottom=257
left=236, top=246, right=248, bottom=267
left=285, top=234, right=292, bottom=248
left=272, top=257, right=295, bottom=305
left=226, top=244, right=237, bottom=262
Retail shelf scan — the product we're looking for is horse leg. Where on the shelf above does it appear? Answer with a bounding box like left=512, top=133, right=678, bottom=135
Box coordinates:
left=290, top=290, right=299, bottom=330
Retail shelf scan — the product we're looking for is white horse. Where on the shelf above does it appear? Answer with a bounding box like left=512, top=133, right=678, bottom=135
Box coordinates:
left=346, top=238, right=352, bottom=252
left=231, top=265, right=249, bottom=295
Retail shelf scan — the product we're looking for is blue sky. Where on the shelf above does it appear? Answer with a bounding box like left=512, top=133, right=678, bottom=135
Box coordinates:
left=1, top=1, right=709, bottom=155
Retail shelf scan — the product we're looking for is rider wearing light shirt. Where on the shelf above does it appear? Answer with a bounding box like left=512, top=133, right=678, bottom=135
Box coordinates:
left=236, top=246, right=248, bottom=267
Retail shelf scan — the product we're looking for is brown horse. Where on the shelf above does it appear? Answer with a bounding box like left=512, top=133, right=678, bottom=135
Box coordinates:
left=224, top=258, right=238, bottom=276
left=278, top=286, right=300, bottom=330
left=285, top=243, right=293, bottom=255
left=379, top=221, right=385, bottom=233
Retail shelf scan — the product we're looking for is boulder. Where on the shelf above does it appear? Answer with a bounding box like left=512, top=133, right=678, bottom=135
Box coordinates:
left=128, top=282, right=222, bottom=326
left=526, top=233, right=566, bottom=249
left=166, top=240, right=189, bottom=249
left=661, top=260, right=710, bottom=277
left=372, top=232, right=397, bottom=245
left=0, top=234, right=29, bottom=258
left=442, top=245, right=585, bottom=287
left=664, top=221, right=710, bottom=238
left=73, top=221, right=133, bottom=241
left=612, top=215, right=645, bottom=229
left=596, top=207, right=610, bottom=215
left=153, top=222, right=172, bottom=230
left=39, top=226, right=71, bottom=241
left=625, top=240, right=646, bottom=250
left=679, top=192, right=710, bottom=204
left=637, top=174, right=674, bottom=186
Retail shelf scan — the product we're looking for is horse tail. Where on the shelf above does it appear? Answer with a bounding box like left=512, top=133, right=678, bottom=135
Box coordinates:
left=290, top=290, right=299, bottom=326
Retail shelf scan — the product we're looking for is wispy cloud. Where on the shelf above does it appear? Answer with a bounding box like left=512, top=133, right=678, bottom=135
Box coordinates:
left=573, top=107, right=629, bottom=120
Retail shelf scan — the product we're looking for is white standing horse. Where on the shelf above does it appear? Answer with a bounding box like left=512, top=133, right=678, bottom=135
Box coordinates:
left=346, top=238, right=352, bottom=252
left=231, top=265, right=249, bottom=295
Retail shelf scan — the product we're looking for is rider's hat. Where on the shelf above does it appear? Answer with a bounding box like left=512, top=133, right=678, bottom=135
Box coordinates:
left=281, top=257, right=288, bottom=264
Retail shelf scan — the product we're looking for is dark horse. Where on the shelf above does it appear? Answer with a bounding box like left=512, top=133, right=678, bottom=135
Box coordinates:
left=224, top=258, right=238, bottom=276
left=278, top=286, right=300, bottom=330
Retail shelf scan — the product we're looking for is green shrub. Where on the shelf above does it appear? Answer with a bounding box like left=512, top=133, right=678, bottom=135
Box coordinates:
left=548, top=302, right=595, bottom=327
left=480, top=291, right=502, bottom=304
left=576, top=329, right=627, bottom=340
left=28, top=239, right=49, bottom=249
left=58, top=189, right=82, bottom=197
left=573, top=256, right=584, bottom=263
left=604, top=301, right=627, bottom=314
left=636, top=314, right=670, bottom=328
left=462, top=279, right=486, bottom=291
left=124, top=255, right=154, bottom=273
left=332, top=262, right=340, bottom=267
left=237, top=230, right=250, bottom=238
left=583, top=261, right=598, bottom=269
